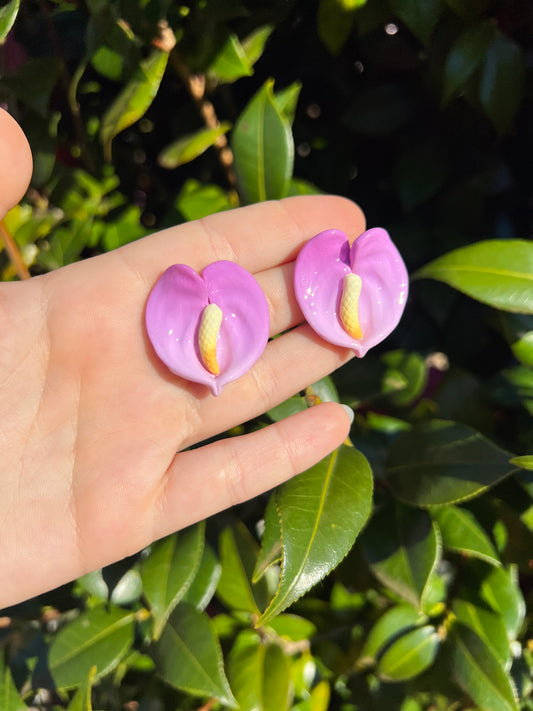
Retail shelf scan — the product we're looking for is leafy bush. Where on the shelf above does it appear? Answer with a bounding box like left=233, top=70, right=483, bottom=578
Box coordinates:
left=1, top=1, right=532, bottom=709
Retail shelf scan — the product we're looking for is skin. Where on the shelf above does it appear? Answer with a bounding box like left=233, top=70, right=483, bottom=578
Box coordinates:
left=0, top=109, right=365, bottom=609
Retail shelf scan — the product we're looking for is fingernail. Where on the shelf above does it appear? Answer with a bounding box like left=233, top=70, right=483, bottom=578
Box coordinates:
left=340, top=404, right=355, bottom=424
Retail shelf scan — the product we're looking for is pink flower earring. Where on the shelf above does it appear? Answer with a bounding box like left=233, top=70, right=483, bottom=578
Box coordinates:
left=145, top=261, right=269, bottom=396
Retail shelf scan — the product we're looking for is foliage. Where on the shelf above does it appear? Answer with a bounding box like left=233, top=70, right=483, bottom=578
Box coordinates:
left=0, top=1, right=532, bottom=710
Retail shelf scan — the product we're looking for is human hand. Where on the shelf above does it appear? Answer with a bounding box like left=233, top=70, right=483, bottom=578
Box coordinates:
left=0, top=109, right=365, bottom=608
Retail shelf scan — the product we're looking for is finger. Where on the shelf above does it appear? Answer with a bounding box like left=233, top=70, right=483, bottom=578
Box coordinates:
left=113, top=195, right=366, bottom=284
left=152, top=402, right=352, bottom=540
left=0, top=108, right=33, bottom=219
left=184, top=323, right=353, bottom=447
left=256, top=261, right=302, bottom=336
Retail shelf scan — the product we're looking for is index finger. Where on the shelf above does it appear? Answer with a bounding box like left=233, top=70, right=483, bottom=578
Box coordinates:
left=114, top=195, right=366, bottom=283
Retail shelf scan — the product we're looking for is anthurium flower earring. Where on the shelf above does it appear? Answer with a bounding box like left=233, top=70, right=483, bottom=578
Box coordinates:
left=146, top=261, right=269, bottom=396
left=294, top=228, right=408, bottom=356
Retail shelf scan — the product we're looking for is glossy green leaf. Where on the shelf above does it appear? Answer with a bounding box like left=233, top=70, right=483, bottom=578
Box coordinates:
left=479, top=31, right=525, bottom=134
left=267, top=614, right=317, bottom=642
left=100, top=48, right=169, bottom=160
left=389, top=0, right=443, bottom=45
left=0, top=0, right=19, bottom=42
left=386, top=420, right=516, bottom=506
left=274, top=81, right=302, bottom=126
left=228, top=633, right=292, bottom=711
left=158, top=123, right=231, bottom=168
left=232, top=79, right=294, bottom=204
left=452, top=599, right=510, bottom=669
left=306, top=375, right=340, bottom=404
left=266, top=395, right=307, bottom=422
left=377, top=625, right=440, bottom=681
left=415, top=240, right=533, bottom=313
left=175, top=179, right=235, bottom=221
left=442, top=22, right=494, bottom=104
left=479, top=566, right=525, bottom=641
left=362, top=503, right=441, bottom=609
left=183, top=544, right=222, bottom=611
left=501, top=313, right=533, bottom=367
left=359, top=603, right=424, bottom=665
left=0, top=651, right=25, bottom=711
left=217, top=522, right=269, bottom=614
left=432, top=505, right=500, bottom=566
left=208, top=33, right=253, bottom=83
left=450, top=623, right=519, bottom=711
left=49, top=606, right=135, bottom=689
left=141, top=523, right=205, bottom=640
left=67, top=665, right=96, bottom=711
left=254, top=494, right=283, bottom=582
left=258, top=445, right=373, bottom=625
left=152, top=602, right=236, bottom=707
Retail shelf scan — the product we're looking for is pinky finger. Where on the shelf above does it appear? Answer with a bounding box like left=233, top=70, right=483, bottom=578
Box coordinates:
left=152, top=402, right=353, bottom=540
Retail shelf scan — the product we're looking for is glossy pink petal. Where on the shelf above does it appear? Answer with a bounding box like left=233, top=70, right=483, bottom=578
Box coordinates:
left=294, top=228, right=408, bottom=357
left=146, top=261, right=269, bottom=395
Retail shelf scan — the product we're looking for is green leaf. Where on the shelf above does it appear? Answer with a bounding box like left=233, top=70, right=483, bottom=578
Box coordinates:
left=479, top=566, right=525, bottom=641
left=151, top=602, right=237, bottom=707
left=175, top=179, right=235, bottom=221
left=450, top=623, right=519, bottom=711
left=141, top=523, right=205, bottom=640
left=287, top=178, right=323, bottom=196
left=158, top=123, right=231, bottom=168
left=183, top=544, right=222, bottom=611
left=49, top=606, right=135, bottom=689
left=377, top=625, right=440, bottom=682
left=0, top=650, right=25, bottom=711
left=266, top=614, right=317, bottom=642
left=452, top=599, right=511, bottom=669
left=208, top=33, right=253, bottom=83
left=479, top=30, right=525, bottom=134
left=381, top=350, right=427, bottom=406
left=389, top=0, right=443, bottom=45
left=431, top=505, right=500, bottom=566
left=274, top=81, right=302, bottom=126
left=254, top=494, right=283, bottom=582
left=317, top=0, right=360, bottom=55
left=510, top=455, right=533, bottom=472
left=67, top=665, right=96, bottom=711
left=0, top=0, right=19, bottom=42
left=359, top=603, right=425, bottom=666
left=386, top=420, right=517, bottom=506
left=232, top=79, right=294, bottom=204
left=500, top=313, right=533, bottom=367
left=442, top=22, right=494, bottom=104
left=217, top=522, right=269, bottom=614
left=241, top=24, right=274, bottom=66
left=415, top=240, right=533, bottom=313
left=258, top=445, right=373, bottom=625
left=100, top=48, right=169, bottom=160
left=362, top=503, right=441, bottom=609
left=228, top=632, right=293, bottom=711
left=266, top=395, right=307, bottom=422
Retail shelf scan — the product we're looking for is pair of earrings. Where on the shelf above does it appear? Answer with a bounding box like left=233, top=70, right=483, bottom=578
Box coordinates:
left=145, top=227, right=408, bottom=396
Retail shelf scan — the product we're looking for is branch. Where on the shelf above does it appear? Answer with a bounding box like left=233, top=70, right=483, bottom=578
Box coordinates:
left=0, top=220, right=30, bottom=280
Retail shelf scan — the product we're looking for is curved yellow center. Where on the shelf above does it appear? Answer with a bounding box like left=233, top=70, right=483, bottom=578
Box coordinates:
left=198, top=303, right=223, bottom=374
left=340, top=273, right=363, bottom=340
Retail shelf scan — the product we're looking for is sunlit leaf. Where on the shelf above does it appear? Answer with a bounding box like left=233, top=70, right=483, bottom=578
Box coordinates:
left=183, top=544, right=222, bottom=611
left=241, top=24, right=274, bottom=66
left=274, top=81, right=302, bottom=126
left=377, top=625, right=440, bottom=681
left=67, top=665, right=96, bottom=711
left=158, top=123, right=231, bottom=168
left=141, top=523, right=205, bottom=640
left=100, top=48, right=169, bottom=160
left=208, top=33, right=253, bottom=83
left=362, top=502, right=441, bottom=609
left=501, top=313, right=533, bottom=367
left=151, top=603, right=237, bottom=707
left=386, top=420, right=517, bottom=506
left=317, top=0, right=361, bottom=55
left=479, top=565, right=525, bottom=641
left=0, top=650, right=25, bottom=711
left=175, top=179, right=235, bottom=221
left=510, top=455, right=533, bottom=472
left=258, top=445, right=373, bottom=625
left=232, top=79, right=294, bottom=204
left=359, top=603, right=425, bottom=666
left=415, top=240, right=533, bottom=313
left=49, top=607, right=135, bottom=689
left=452, top=599, right=511, bottom=669
left=432, top=505, right=500, bottom=566
left=0, top=0, right=19, bottom=43
left=253, top=494, right=282, bottom=582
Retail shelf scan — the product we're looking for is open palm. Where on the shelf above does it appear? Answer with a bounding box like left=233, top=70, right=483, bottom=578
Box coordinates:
left=0, top=111, right=365, bottom=608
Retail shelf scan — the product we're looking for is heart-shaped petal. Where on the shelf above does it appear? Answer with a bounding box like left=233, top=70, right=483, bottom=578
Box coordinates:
left=294, top=228, right=408, bottom=356
left=146, top=261, right=269, bottom=395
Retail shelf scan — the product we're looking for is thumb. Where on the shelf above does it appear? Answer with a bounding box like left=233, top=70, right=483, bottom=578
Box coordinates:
left=0, top=108, right=33, bottom=220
